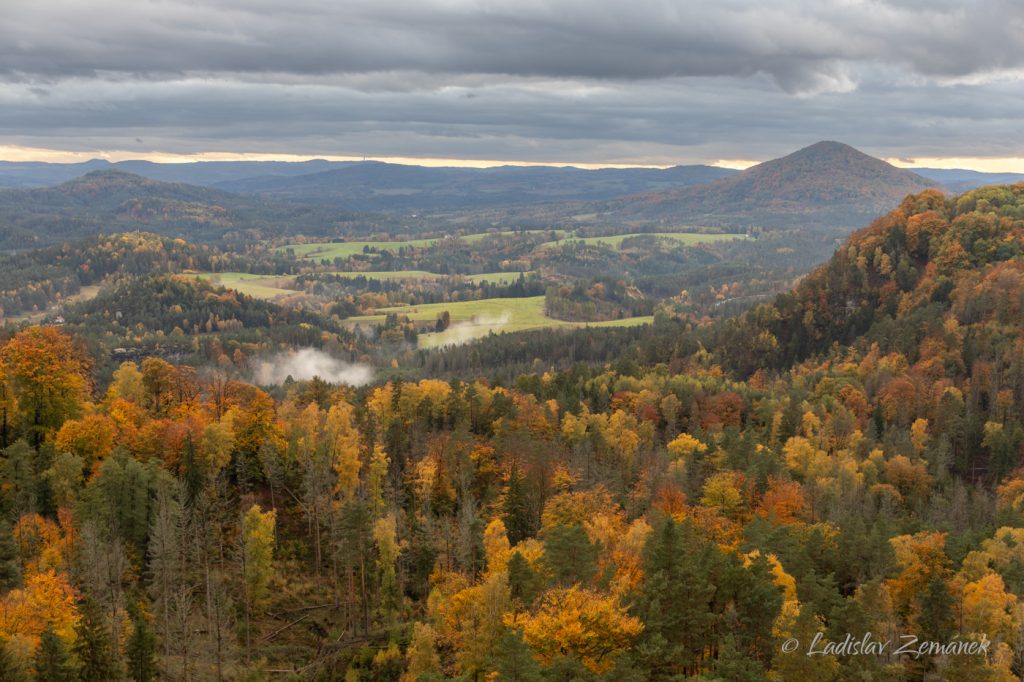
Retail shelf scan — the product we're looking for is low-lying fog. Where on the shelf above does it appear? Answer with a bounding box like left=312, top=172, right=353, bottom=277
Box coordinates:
left=252, top=348, right=374, bottom=386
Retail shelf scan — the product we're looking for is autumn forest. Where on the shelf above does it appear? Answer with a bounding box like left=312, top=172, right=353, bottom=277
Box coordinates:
left=0, top=172, right=1020, bottom=682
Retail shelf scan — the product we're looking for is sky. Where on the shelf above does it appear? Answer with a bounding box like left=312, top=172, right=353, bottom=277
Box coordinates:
left=2, top=0, right=1024, bottom=171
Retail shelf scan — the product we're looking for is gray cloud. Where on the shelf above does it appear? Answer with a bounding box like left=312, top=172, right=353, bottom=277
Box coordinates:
left=1, top=1, right=1023, bottom=164
left=3, top=1, right=1024, bottom=91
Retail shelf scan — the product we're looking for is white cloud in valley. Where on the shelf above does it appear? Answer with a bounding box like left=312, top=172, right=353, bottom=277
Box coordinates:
left=252, top=348, right=374, bottom=386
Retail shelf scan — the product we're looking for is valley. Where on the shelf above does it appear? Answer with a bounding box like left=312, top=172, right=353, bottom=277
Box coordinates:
left=2, top=142, right=1023, bottom=680
left=6, top=2, right=1024, bottom=679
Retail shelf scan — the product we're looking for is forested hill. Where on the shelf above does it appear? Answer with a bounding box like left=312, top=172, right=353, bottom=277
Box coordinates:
left=0, top=170, right=374, bottom=248
left=214, top=161, right=736, bottom=211
left=593, top=141, right=940, bottom=231
left=708, top=183, right=1024, bottom=377
left=7, top=187, right=1024, bottom=679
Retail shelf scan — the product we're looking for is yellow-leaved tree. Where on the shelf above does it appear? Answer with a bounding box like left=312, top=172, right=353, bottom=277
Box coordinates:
left=513, top=585, right=643, bottom=673
left=241, top=504, right=276, bottom=616
left=326, top=399, right=361, bottom=499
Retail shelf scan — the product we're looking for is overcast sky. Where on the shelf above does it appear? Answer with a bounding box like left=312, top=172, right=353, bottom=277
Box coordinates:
left=2, top=0, right=1023, bottom=169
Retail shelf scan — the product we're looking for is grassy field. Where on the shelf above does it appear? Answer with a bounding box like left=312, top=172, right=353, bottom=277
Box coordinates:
left=280, top=230, right=566, bottom=261
left=324, top=270, right=533, bottom=284
left=346, top=295, right=653, bottom=348
left=192, top=272, right=299, bottom=300
left=192, top=270, right=532, bottom=299
left=465, top=271, right=533, bottom=284
left=537, top=231, right=746, bottom=250
left=321, top=270, right=443, bottom=281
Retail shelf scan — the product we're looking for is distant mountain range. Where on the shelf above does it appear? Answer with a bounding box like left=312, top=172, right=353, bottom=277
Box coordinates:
left=589, top=141, right=942, bottom=231
left=0, top=170, right=366, bottom=249
left=1, top=152, right=1020, bottom=206
left=909, top=168, right=1024, bottom=193
left=211, top=162, right=736, bottom=211
left=0, top=159, right=735, bottom=211
left=0, top=159, right=354, bottom=189
left=1, top=142, right=1020, bottom=248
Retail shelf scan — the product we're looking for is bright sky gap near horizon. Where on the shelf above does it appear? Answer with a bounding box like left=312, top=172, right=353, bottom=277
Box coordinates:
left=2, top=0, right=1024, bottom=172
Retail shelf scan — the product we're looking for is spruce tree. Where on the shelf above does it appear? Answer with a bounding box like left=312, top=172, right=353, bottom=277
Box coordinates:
left=33, top=624, right=75, bottom=682
left=502, top=464, right=532, bottom=545
left=125, top=604, right=157, bottom=682
left=493, top=632, right=543, bottom=682
left=72, top=600, right=117, bottom=682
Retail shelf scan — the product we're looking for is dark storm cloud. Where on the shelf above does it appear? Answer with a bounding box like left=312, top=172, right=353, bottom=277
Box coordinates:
left=1, top=0, right=1023, bottom=163
left=3, top=0, right=1024, bottom=91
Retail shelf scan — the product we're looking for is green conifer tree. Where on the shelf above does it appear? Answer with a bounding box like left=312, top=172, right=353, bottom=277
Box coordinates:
left=125, top=604, right=157, bottom=682
left=493, top=632, right=543, bottom=682
left=72, top=600, right=117, bottom=682
left=541, top=524, right=598, bottom=587
left=502, top=464, right=532, bottom=545
left=33, top=624, right=75, bottom=682
left=634, top=519, right=717, bottom=679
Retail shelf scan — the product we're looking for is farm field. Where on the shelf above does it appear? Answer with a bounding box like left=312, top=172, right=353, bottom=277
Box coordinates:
left=464, top=271, right=534, bottom=284
left=321, top=270, right=443, bottom=281
left=324, top=270, right=533, bottom=283
left=280, top=230, right=567, bottom=260
left=191, top=270, right=532, bottom=300
left=345, top=295, right=653, bottom=347
left=191, top=272, right=298, bottom=299
left=537, top=231, right=746, bottom=250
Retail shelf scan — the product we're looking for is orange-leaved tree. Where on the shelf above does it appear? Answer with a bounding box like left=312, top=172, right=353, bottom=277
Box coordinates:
left=0, top=327, right=90, bottom=447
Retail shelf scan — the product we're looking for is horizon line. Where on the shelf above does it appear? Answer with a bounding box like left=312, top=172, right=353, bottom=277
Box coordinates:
left=1, top=144, right=1023, bottom=175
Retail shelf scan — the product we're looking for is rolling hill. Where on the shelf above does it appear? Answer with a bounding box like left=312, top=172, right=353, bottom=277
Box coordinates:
left=0, top=158, right=356, bottom=189
left=593, top=141, right=942, bottom=232
left=0, top=158, right=736, bottom=212
left=0, top=170, right=370, bottom=248
left=706, top=182, right=1024, bottom=380
left=214, top=161, right=736, bottom=211
left=912, top=167, right=1024, bottom=193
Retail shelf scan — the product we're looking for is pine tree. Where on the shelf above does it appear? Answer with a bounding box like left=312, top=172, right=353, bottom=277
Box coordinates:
left=33, top=624, right=75, bottom=682
left=72, top=600, right=117, bottom=682
left=541, top=524, right=598, bottom=587
left=918, top=575, right=955, bottom=642
left=771, top=604, right=838, bottom=681
left=731, top=553, right=783, bottom=664
left=634, top=519, right=717, bottom=679
left=712, top=634, right=769, bottom=682
left=503, top=464, right=532, bottom=545
left=507, top=551, right=541, bottom=611
left=0, top=520, right=21, bottom=592
left=125, top=604, right=157, bottom=682
left=493, top=632, right=543, bottom=682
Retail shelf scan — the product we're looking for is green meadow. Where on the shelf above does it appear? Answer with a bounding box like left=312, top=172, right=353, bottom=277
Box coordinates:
left=192, top=270, right=534, bottom=300
left=320, top=270, right=443, bottom=281
left=191, top=272, right=299, bottom=300
left=537, top=231, right=746, bottom=250
left=279, top=230, right=567, bottom=261
left=346, top=295, right=653, bottom=348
